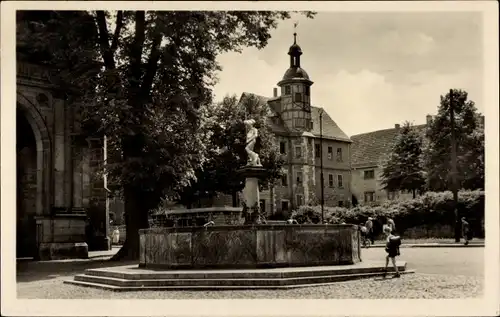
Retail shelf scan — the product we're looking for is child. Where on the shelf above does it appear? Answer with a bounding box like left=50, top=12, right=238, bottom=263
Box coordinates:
left=387, top=217, right=396, bottom=234
left=359, top=223, right=369, bottom=248
left=112, top=227, right=120, bottom=245
left=365, top=217, right=374, bottom=244
left=383, top=225, right=401, bottom=278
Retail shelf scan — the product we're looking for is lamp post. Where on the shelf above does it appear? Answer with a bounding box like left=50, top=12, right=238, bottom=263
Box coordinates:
left=449, top=89, right=460, bottom=242
left=319, top=109, right=325, bottom=223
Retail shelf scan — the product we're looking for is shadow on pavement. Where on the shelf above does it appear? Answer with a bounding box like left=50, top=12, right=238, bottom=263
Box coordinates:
left=17, top=259, right=137, bottom=283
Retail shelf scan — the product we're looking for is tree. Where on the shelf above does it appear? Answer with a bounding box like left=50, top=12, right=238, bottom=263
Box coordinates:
left=424, top=89, right=484, bottom=192
left=18, top=10, right=315, bottom=260
left=381, top=122, right=426, bottom=199
left=177, top=94, right=285, bottom=208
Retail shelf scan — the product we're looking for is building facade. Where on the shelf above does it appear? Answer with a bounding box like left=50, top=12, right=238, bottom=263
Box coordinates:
left=350, top=122, right=428, bottom=205
left=226, top=33, right=353, bottom=216
left=16, top=60, right=109, bottom=260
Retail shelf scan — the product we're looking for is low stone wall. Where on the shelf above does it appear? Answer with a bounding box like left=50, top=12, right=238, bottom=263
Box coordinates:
left=401, top=223, right=484, bottom=239
left=139, top=224, right=361, bottom=269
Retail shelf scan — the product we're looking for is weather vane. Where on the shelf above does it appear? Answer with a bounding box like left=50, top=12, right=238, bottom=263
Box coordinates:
left=293, top=21, right=299, bottom=43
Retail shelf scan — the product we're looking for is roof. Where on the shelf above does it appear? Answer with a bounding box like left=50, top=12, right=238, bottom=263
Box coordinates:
left=239, top=92, right=351, bottom=143
left=282, top=67, right=310, bottom=81
left=350, top=124, right=426, bottom=168
left=310, top=107, right=351, bottom=142
left=288, top=43, right=303, bottom=55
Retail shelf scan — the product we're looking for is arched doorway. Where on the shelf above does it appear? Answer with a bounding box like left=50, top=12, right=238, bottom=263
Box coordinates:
left=17, top=108, right=38, bottom=257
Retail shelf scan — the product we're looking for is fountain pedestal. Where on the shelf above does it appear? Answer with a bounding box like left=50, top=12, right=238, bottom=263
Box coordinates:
left=237, top=165, right=267, bottom=224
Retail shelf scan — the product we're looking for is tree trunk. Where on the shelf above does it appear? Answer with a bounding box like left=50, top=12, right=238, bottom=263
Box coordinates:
left=412, top=189, right=416, bottom=199
left=232, top=191, right=237, bottom=207
left=110, top=185, right=149, bottom=261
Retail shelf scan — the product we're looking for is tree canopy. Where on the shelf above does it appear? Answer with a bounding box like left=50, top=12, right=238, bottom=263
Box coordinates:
left=381, top=122, right=426, bottom=198
left=17, top=10, right=315, bottom=259
left=424, top=89, right=484, bottom=192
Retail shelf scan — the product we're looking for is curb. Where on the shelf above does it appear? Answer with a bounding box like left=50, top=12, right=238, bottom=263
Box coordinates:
left=368, top=244, right=484, bottom=248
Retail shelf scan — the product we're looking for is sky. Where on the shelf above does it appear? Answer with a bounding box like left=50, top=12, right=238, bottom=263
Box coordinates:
left=212, top=11, right=484, bottom=136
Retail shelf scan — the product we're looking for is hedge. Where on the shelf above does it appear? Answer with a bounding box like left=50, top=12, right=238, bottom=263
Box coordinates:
left=291, top=190, right=485, bottom=237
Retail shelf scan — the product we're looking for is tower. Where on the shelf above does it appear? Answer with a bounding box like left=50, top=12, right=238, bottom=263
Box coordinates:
left=277, top=30, right=314, bottom=131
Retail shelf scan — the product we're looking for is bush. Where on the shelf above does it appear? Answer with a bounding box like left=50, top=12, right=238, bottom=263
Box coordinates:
left=291, top=190, right=485, bottom=237
left=268, top=211, right=288, bottom=221
left=291, top=206, right=322, bottom=224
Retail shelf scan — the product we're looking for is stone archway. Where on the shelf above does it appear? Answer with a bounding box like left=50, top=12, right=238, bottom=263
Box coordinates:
left=16, top=97, right=52, bottom=258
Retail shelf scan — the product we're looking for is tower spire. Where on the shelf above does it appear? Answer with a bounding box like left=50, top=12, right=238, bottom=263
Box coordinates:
left=293, top=21, right=298, bottom=44
left=288, top=21, right=302, bottom=68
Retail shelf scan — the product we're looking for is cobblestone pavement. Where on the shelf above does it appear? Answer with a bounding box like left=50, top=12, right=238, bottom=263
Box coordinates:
left=16, top=247, right=483, bottom=299
left=17, top=273, right=482, bottom=299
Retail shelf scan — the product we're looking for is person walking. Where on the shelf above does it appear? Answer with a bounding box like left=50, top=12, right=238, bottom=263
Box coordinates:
left=365, top=217, right=374, bottom=244
left=461, top=217, right=471, bottom=245
left=359, top=223, right=369, bottom=248
left=112, top=227, right=120, bottom=245
left=382, top=225, right=401, bottom=278
left=387, top=217, right=396, bottom=234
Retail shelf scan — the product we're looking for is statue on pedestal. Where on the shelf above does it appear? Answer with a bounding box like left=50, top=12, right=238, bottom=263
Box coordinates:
left=244, top=119, right=262, bottom=167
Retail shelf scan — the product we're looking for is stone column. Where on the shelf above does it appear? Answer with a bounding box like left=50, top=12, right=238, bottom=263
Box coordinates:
left=64, top=100, right=73, bottom=207
left=243, top=177, right=260, bottom=208
left=53, top=98, right=65, bottom=208
left=238, top=166, right=267, bottom=224
left=73, top=148, right=84, bottom=208
left=82, top=147, right=91, bottom=208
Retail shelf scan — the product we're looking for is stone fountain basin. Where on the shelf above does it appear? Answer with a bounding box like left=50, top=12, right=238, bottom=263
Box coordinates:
left=139, top=224, right=361, bottom=269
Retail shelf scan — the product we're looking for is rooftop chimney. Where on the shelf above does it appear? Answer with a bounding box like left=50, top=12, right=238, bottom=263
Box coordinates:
left=395, top=124, right=400, bottom=129
left=273, top=87, right=278, bottom=97
left=426, top=114, right=433, bottom=125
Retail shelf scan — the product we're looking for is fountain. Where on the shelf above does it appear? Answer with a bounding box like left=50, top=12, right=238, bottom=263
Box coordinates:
left=66, top=118, right=411, bottom=290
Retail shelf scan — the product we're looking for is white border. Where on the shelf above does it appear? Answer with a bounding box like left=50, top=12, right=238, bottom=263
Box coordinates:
left=2, top=1, right=499, bottom=316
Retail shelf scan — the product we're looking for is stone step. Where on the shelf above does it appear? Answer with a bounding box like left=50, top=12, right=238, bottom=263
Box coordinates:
left=84, top=263, right=407, bottom=280
left=71, top=270, right=415, bottom=289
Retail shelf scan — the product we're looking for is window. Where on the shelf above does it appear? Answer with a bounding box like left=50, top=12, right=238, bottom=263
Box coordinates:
left=279, top=141, right=286, bottom=154
left=387, top=191, right=397, bottom=200
left=281, top=200, right=289, bottom=212
left=259, top=199, right=266, bottom=215
left=294, top=92, right=302, bottom=102
left=296, top=171, right=303, bottom=185
left=285, top=85, right=291, bottom=95
left=328, top=174, right=334, bottom=187
left=336, top=148, right=343, bottom=162
left=309, top=121, right=314, bottom=130
left=295, top=146, right=302, bottom=158
left=294, top=118, right=306, bottom=128
left=281, top=174, right=288, bottom=187
left=364, top=170, right=375, bottom=179
left=296, top=194, right=303, bottom=207
left=327, top=146, right=333, bottom=160
left=338, top=200, right=344, bottom=207
left=305, top=86, right=310, bottom=96
left=314, top=144, right=321, bottom=158
left=364, top=191, right=375, bottom=202
left=338, top=175, right=343, bottom=188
